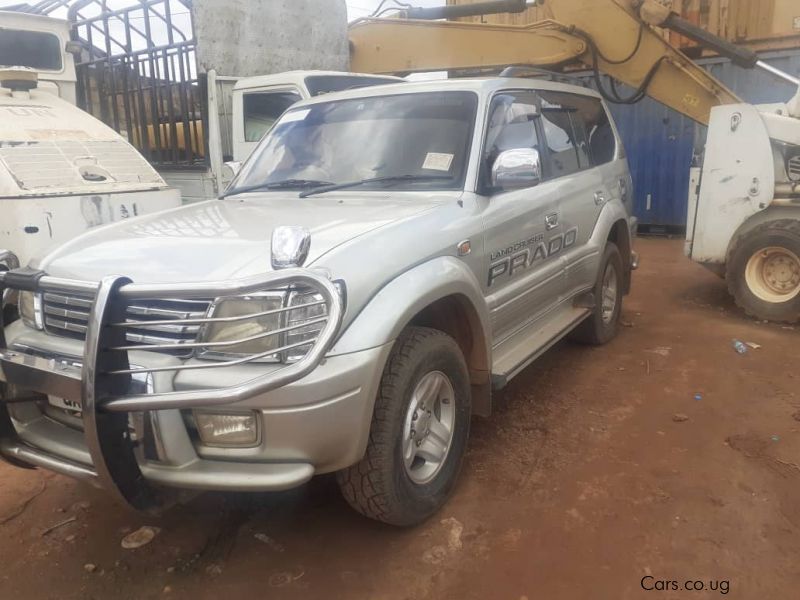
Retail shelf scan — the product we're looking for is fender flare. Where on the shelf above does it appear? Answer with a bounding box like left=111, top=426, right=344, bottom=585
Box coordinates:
left=330, top=256, right=491, bottom=364
left=593, top=200, right=632, bottom=246
left=725, top=205, right=800, bottom=266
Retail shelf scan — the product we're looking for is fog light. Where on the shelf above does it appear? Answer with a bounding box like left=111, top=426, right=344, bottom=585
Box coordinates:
left=194, top=412, right=259, bottom=447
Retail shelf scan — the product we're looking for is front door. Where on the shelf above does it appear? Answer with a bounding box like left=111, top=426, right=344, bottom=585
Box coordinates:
left=481, top=90, right=567, bottom=346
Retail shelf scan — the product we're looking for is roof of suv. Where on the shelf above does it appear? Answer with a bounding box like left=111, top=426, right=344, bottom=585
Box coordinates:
left=293, top=77, right=602, bottom=108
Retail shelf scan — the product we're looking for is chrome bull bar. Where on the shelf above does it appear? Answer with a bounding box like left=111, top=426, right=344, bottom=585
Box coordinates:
left=0, top=249, right=20, bottom=307
left=0, top=267, right=344, bottom=510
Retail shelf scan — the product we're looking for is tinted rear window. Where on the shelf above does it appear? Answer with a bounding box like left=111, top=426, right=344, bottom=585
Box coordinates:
left=0, top=29, right=62, bottom=71
left=539, top=90, right=616, bottom=167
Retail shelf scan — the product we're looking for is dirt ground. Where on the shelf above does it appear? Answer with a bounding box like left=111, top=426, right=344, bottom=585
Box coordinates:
left=1, top=238, right=799, bottom=600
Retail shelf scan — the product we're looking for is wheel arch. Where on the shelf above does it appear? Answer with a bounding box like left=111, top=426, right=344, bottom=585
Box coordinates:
left=725, top=206, right=800, bottom=267
left=407, top=293, right=492, bottom=417
left=606, top=218, right=632, bottom=293
left=329, top=256, right=492, bottom=416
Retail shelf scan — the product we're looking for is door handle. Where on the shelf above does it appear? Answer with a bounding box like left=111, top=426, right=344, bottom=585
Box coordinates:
left=545, top=213, right=559, bottom=230
left=594, top=191, right=607, bottom=206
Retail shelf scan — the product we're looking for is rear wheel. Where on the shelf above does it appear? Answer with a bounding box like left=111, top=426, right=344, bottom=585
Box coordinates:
left=728, top=220, right=800, bottom=323
left=337, top=327, right=471, bottom=526
left=570, top=242, right=624, bottom=345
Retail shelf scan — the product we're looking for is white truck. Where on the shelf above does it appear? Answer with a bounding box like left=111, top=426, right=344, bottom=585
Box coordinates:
left=201, top=70, right=403, bottom=201
left=0, top=10, right=181, bottom=271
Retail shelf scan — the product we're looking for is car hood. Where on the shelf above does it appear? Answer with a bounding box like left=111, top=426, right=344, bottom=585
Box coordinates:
left=37, top=194, right=445, bottom=283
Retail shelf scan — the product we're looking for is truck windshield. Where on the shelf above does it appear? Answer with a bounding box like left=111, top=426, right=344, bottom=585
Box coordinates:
left=0, top=29, right=62, bottom=71
left=304, top=74, right=403, bottom=96
left=234, top=91, right=478, bottom=194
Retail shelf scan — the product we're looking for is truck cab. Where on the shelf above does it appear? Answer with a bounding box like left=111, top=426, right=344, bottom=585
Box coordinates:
left=231, top=71, right=404, bottom=163
left=0, top=10, right=76, bottom=103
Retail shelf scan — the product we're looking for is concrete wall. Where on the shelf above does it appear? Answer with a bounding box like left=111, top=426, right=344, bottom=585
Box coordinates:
left=192, top=0, right=349, bottom=77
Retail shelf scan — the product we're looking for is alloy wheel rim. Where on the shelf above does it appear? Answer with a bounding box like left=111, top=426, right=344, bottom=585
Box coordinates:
left=601, top=263, right=618, bottom=324
left=402, top=370, right=456, bottom=485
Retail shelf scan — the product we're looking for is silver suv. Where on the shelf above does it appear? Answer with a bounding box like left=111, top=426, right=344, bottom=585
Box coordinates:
left=0, top=78, right=637, bottom=526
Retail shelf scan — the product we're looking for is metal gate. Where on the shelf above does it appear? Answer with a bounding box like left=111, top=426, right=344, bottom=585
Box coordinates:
left=67, top=0, right=205, bottom=169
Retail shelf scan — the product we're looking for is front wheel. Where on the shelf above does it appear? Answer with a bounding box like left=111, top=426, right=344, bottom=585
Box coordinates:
left=337, top=327, right=471, bottom=526
left=728, top=220, right=800, bottom=323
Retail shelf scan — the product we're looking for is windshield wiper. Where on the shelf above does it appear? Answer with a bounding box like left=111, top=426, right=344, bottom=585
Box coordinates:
left=221, top=179, right=333, bottom=199
left=298, top=174, right=455, bottom=198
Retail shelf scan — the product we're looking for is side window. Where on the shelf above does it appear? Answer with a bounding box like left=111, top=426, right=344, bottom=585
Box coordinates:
left=483, top=91, right=541, bottom=186
left=538, top=92, right=586, bottom=178
left=243, top=91, right=302, bottom=142
left=584, top=101, right=616, bottom=165
left=539, top=91, right=617, bottom=170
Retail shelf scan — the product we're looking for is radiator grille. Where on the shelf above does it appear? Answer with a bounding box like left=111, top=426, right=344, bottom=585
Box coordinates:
left=42, top=292, right=209, bottom=357
left=0, top=140, right=163, bottom=192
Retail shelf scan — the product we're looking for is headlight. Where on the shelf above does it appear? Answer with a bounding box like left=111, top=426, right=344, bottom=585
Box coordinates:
left=18, top=291, right=43, bottom=330
left=285, top=289, right=328, bottom=362
left=201, top=295, right=283, bottom=358
left=198, top=281, right=344, bottom=363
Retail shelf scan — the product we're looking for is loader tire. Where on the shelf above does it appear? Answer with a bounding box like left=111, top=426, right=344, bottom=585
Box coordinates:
left=728, top=220, right=800, bottom=323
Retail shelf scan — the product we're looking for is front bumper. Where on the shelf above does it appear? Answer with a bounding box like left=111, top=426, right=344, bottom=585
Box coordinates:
left=0, top=266, right=390, bottom=510
left=1, top=338, right=389, bottom=492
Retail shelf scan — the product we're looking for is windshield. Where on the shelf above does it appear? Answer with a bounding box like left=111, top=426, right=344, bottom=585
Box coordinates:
left=234, top=91, right=478, bottom=193
left=304, top=75, right=403, bottom=96
left=0, top=29, right=62, bottom=71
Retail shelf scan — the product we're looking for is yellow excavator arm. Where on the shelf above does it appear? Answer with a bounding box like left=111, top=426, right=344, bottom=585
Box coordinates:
left=349, top=0, right=744, bottom=124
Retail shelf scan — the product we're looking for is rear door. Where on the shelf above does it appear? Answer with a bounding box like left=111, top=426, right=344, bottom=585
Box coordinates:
left=537, top=90, right=618, bottom=297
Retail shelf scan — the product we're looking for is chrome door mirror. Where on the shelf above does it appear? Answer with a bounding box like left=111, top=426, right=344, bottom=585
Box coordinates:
left=491, top=148, right=542, bottom=191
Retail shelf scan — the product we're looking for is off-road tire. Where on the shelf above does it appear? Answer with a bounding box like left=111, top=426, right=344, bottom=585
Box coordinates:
left=570, top=242, right=624, bottom=345
left=337, top=327, right=471, bottom=526
left=727, top=220, right=800, bottom=323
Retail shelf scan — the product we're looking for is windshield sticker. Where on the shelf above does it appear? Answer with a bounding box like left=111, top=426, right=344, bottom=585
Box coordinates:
left=281, top=109, right=310, bottom=124
left=422, top=152, right=454, bottom=172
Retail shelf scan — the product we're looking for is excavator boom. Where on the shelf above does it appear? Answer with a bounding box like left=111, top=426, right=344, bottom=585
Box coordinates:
left=348, top=0, right=743, bottom=124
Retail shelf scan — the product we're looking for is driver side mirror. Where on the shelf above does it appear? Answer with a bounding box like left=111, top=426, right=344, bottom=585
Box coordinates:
left=491, top=148, right=542, bottom=191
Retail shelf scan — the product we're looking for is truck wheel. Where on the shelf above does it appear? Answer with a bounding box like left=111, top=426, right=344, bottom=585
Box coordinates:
left=337, top=326, right=471, bottom=526
left=728, top=220, right=800, bottom=323
left=570, top=242, right=624, bottom=345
